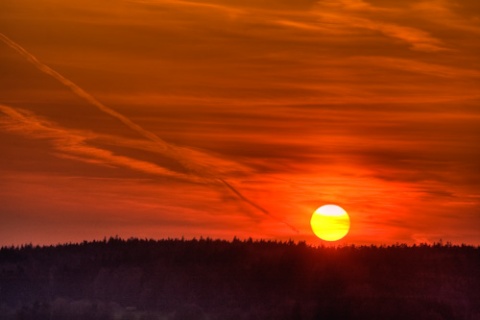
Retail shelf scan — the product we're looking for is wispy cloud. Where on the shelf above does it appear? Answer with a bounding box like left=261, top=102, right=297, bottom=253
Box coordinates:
left=130, top=0, right=245, bottom=16
left=0, top=105, right=192, bottom=180
left=1, top=0, right=479, bottom=244
left=412, top=0, right=480, bottom=34
left=0, top=33, right=300, bottom=232
left=355, top=18, right=448, bottom=52
left=0, top=102, right=299, bottom=231
left=322, top=0, right=399, bottom=13
left=313, top=2, right=449, bottom=52
left=350, top=56, right=480, bottom=78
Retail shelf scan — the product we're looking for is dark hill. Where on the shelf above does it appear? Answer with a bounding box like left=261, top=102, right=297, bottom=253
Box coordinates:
left=1, top=238, right=479, bottom=320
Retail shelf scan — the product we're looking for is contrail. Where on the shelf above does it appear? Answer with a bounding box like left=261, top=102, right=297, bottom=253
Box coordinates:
left=220, top=179, right=299, bottom=232
left=0, top=32, right=298, bottom=233
left=0, top=34, right=172, bottom=152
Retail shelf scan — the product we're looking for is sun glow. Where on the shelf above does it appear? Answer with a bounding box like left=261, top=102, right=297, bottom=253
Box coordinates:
left=310, top=204, right=350, bottom=241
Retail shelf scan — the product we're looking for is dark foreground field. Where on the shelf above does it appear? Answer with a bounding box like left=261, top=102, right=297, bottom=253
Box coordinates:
left=0, top=238, right=479, bottom=320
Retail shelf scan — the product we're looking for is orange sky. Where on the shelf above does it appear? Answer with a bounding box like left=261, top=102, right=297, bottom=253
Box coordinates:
left=1, top=0, right=479, bottom=246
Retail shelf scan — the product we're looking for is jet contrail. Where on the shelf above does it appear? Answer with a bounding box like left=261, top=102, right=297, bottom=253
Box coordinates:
left=220, top=179, right=299, bottom=232
left=0, top=34, right=172, bottom=151
left=0, top=32, right=298, bottom=233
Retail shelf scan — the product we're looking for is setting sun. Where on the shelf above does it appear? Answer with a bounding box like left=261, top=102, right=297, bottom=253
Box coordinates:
left=311, top=205, right=350, bottom=241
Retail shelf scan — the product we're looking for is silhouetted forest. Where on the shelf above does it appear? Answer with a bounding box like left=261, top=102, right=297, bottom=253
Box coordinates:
left=1, top=238, right=479, bottom=320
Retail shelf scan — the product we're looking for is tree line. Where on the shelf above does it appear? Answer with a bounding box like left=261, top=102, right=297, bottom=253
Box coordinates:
left=1, top=237, right=479, bottom=320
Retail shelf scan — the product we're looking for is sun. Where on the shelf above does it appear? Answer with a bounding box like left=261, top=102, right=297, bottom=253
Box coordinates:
left=310, top=204, right=350, bottom=241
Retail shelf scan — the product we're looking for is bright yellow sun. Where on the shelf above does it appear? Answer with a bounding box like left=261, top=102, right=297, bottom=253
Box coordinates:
left=310, top=204, right=350, bottom=241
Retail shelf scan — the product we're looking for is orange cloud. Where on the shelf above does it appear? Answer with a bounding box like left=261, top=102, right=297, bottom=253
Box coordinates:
left=0, top=105, right=193, bottom=180
left=1, top=0, right=479, bottom=245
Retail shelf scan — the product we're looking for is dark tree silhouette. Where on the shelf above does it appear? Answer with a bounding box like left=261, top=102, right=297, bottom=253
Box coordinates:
left=0, top=238, right=479, bottom=320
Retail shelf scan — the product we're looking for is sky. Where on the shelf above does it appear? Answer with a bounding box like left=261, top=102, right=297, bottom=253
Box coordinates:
left=1, top=0, right=479, bottom=246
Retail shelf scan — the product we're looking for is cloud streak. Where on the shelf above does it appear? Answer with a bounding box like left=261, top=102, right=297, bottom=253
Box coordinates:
left=1, top=0, right=479, bottom=245
left=0, top=104, right=191, bottom=180
left=0, top=33, right=298, bottom=232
